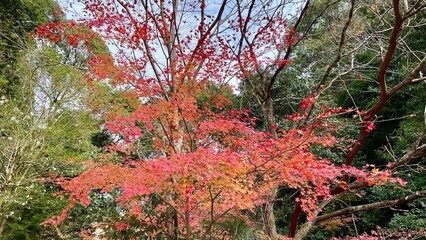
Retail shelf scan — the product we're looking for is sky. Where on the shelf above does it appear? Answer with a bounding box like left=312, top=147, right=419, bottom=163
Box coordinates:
left=57, top=0, right=303, bottom=92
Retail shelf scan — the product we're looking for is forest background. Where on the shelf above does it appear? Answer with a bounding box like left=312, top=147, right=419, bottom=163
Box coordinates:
left=1, top=0, right=426, bottom=239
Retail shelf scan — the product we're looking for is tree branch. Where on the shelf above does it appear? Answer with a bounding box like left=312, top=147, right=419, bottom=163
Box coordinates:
left=387, top=56, right=426, bottom=96
left=267, top=0, right=311, bottom=98
left=316, top=190, right=426, bottom=223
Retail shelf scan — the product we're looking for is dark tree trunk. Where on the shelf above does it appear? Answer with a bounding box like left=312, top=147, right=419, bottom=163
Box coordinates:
left=261, top=97, right=278, bottom=239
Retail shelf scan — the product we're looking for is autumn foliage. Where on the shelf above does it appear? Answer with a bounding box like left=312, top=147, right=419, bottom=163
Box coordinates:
left=36, top=0, right=409, bottom=238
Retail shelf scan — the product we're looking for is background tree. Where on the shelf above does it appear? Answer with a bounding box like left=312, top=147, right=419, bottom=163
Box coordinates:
left=0, top=0, right=59, bottom=97
left=0, top=2, right=110, bottom=237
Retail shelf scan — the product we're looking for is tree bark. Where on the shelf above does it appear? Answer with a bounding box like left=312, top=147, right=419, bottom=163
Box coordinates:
left=288, top=202, right=302, bottom=237
left=261, top=201, right=277, bottom=239
left=261, top=97, right=278, bottom=239
left=293, top=201, right=330, bottom=240
left=262, top=98, right=277, bottom=138
left=185, top=209, right=191, bottom=240
left=0, top=219, right=6, bottom=237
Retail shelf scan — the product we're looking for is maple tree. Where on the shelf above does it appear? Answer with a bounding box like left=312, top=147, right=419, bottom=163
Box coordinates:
left=37, top=0, right=426, bottom=239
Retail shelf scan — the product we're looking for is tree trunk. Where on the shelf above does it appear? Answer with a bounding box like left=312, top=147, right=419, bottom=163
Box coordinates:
left=293, top=200, right=329, bottom=240
left=0, top=218, right=6, bottom=237
left=262, top=98, right=277, bottom=138
left=185, top=208, right=191, bottom=240
left=173, top=210, right=179, bottom=239
left=261, top=97, right=278, bottom=239
left=293, top=219, right=315, bottom=240
left=288, top=202, right=302, bottom=237
left=261, top=201, right=277, bottom=239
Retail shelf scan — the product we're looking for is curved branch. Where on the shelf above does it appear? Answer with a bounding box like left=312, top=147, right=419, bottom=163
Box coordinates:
left=344, top=0, right=404, bottom=167
left=388, top=56, right=426, bottom=96
left=316, top=190, right=426, bottom=223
